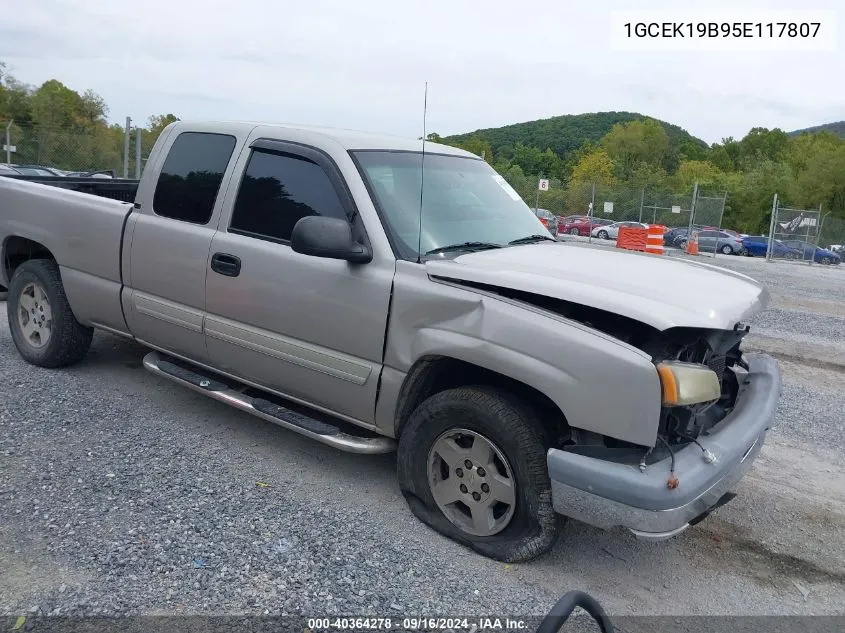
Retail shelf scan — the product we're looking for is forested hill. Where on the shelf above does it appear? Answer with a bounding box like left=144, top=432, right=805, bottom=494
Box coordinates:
left=789, top=121, right=845, bottom=138
left=443, top=111, right=708, bottom=159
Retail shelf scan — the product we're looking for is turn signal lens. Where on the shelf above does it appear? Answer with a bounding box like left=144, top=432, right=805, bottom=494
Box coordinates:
left=656, top=361, right=721, bottom=406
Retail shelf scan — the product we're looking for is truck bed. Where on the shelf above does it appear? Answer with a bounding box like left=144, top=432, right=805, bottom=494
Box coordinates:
left=0, top=176, right=135, bottom=331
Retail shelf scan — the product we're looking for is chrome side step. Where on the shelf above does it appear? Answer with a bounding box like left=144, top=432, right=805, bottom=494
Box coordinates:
left=142, top=351, right=396, bottom=454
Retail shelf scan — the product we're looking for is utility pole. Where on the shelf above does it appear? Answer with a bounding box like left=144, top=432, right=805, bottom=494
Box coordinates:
left=123, top=116, right=131, bottom=179
left=135, top=127, right=142, bottom=179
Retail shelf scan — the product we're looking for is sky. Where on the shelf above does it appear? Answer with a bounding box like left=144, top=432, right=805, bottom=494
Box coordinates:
left=1, top=0, right=843, bottom=145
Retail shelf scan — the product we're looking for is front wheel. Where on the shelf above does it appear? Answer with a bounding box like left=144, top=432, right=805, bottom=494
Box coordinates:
left=597, top=230, right=609, bottom=240
left=569, top=228, right=579, bottom=235
left=397, top=386, right=561, bottom=562
left=820, top=257, right=832, bottom=265
left=7, top=259, right=93, bottom=368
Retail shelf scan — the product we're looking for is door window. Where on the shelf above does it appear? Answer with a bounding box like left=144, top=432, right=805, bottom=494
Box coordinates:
left=229, top=149, right=349, bottom=243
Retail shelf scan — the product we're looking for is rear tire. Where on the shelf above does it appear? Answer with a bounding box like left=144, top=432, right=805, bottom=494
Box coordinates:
left=7, top=259, right=93, bottom=368
left=569, top=228, right=579, bottom=235
left=397, top=386, right=561, bottom=563
left=597, top=230, right=609, bottom=240
left=720, top=244, right=733, bottom=255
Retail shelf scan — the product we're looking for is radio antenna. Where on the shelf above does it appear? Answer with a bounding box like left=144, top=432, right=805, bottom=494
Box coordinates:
left=416, top=81, right=428, bottom=264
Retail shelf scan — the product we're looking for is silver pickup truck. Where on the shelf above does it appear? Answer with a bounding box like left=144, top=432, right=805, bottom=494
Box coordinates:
left=0, top=121, right=780, bottom=562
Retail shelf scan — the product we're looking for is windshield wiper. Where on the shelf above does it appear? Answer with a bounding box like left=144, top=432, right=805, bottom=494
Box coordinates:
left=508, top=234, right=558, bottom=245
left=425, top=242, right=503, bottom=256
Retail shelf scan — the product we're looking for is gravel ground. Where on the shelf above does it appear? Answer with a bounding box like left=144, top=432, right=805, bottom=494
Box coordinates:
left=1, top=257, right=844, bottom=620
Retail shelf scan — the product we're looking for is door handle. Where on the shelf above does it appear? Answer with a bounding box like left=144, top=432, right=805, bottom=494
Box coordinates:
left=210, top=252, right=241, bottom=277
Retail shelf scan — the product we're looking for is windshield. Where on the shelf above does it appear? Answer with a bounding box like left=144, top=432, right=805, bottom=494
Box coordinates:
left=352, top=150, right=550, bottom=259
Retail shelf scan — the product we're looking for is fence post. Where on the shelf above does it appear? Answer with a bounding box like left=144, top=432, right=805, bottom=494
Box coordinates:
left=688, top=182, right=699, bottom=231
left=765, top=193, right=778, bottom=261
left=123, top=116, right=131, bottom=179
left=135, top=127, right=142, bottom=179
left=638, top=188, right=645, bottom=223
left=4, top=119, right=12, bottom=164
left=588, top=182, right=596, bottom=244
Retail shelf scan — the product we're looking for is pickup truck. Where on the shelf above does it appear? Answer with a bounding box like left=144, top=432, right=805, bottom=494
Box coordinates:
left=0, top=121, right=780, bottom=562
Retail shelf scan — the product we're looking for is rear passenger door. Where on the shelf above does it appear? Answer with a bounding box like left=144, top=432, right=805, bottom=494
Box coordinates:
left=203, top=139, right=393, bottom=425
left=124, top=129, right=240, bottom=363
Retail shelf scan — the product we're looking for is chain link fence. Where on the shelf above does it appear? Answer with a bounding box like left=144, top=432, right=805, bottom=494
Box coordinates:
left=2, top=121, right=144, bottom=177
left=498, top=170, right=728, bottom=253
left=764, top=195, right=844, bottom=265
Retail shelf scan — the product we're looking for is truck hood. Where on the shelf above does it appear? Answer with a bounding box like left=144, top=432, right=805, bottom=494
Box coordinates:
left=425, top=242, right=769, bottom=331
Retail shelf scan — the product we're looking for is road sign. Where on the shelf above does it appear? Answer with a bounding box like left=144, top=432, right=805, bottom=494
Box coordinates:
left=2, top=145, right=16, bottom=153
left=538, top=179, right=549, bottom=191
left=603, top=201, right=614, bottom=214
left=671, top=205, right=681, bottom=214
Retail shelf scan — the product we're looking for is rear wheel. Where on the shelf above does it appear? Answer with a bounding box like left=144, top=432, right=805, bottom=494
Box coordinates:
left=720, top=244, right=733, bottom=255
left=569, top=228, right=579, bottom=235
left=397, top=386, right=561, bottom=562
left=597, top=230, right=609, bottom=240
left=7, top=259, right=93, bottom=368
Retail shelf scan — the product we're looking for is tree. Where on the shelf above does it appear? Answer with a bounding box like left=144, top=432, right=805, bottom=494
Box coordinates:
left=147, top=113, right=179, bottom=137
left=671, top=160, right=726, bottom=189
left=569, top=149, right=615, bottom=186
left=601, top=119, right=669, bottom=180
left=736, top=127, right=789, bottom=169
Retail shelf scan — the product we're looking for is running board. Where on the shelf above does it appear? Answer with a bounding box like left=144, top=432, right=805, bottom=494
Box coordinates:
left=142, top=351, right=396, bottom=454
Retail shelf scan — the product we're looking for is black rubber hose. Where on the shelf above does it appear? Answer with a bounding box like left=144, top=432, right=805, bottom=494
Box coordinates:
left=535, top=590, right=614, bottom=633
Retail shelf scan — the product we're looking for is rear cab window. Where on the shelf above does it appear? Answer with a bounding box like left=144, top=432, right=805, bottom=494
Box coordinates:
left=152, top=132, right=237, bottom=224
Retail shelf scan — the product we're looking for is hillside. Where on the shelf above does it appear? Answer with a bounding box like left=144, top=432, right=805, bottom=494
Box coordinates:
left=789, top=121, right=845, bottom=138
left=443, top=111, right=709, bottom=158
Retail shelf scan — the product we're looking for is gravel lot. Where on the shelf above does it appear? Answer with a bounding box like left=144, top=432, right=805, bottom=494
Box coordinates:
left=1, top=254, right=844, bottom=620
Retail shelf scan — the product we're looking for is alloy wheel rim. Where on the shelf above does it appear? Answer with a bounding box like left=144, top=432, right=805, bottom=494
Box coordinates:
left=427, top=428, right=517, bottom=537
left=17, top=283, right=53, bottom=349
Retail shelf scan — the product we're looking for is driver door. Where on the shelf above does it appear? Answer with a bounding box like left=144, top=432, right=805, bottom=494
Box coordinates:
left=203, top=138, right=394, bottom=425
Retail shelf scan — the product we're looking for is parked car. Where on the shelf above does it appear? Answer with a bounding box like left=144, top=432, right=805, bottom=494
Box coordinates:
left=741, top=236, right=803, bottom=259
left=682, top=230, right=745, bottom=255
left=0, top=119, right=780, bottom=563
left=560, top=217, right=612, bottom=236
left=11, top=164, right=65, bottom=177
left=0, top=164, right=23, bottom=176
left=781, top=240, right=842, bottom=265
left=533, top=208, right=560, bottom=235
left=591, top=221, right=649, bottom=240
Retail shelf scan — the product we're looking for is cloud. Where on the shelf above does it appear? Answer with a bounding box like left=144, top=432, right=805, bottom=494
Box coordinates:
left=1, top=0, right=842, bottom=144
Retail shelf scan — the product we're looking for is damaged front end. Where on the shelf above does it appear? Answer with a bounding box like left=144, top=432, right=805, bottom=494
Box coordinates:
left=642, top=324, right=751, bottom=445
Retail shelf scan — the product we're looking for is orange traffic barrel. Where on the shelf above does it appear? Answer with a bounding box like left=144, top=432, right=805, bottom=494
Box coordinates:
left=646, top=225, right=665, bottom=255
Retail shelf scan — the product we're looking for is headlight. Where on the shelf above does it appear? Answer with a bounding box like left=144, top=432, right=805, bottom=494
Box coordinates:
left=655, top=361, right=721, bottom=406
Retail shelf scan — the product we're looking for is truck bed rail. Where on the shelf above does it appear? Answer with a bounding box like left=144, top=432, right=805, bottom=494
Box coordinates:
left=1, top=175, right=139, bottom=203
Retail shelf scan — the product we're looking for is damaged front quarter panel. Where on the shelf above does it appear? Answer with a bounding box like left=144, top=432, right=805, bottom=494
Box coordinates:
left=374, top=261, right=664, bottom=447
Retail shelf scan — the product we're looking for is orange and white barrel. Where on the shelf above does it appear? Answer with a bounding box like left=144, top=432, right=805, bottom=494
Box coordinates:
left=645, top=225, right=665, bottom=255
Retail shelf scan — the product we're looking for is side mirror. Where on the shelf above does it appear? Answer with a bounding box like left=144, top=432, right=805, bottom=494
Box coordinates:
left=290, top=216, right=372, bottom=263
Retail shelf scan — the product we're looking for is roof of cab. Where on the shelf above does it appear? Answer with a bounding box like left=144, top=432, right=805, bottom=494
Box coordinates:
left=172, top=120, right=479, bottom=158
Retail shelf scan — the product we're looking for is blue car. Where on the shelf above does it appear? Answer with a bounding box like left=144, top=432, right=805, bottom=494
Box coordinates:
left=782, top=240, right=842, bottom=265
left=741, top=236, right=803, bottom=259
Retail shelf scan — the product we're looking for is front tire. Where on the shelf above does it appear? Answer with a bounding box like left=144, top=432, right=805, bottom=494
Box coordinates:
left=397, top=386, right=561, bottom=563
left=7, top=259, right=93, bottom=368
left=597, top=230, right=609, bottom=240
left=569, top=228, right=579, bottom=235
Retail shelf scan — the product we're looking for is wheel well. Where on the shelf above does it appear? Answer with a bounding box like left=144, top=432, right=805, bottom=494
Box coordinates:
left=394, top=356, right=570, bottom=446
left=3, top=237, right=55, bottom=284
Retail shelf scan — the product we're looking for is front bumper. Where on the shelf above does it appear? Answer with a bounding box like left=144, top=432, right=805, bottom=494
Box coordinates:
left=547, top=353, right=781, bottom=540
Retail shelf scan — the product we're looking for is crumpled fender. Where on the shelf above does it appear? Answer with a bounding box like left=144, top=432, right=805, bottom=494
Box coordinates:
left=376, top=262, right=662, bottom=447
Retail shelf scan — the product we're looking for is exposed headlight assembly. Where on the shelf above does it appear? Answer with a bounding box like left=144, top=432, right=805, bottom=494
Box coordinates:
left=655, top=361, right=721, bottom=406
